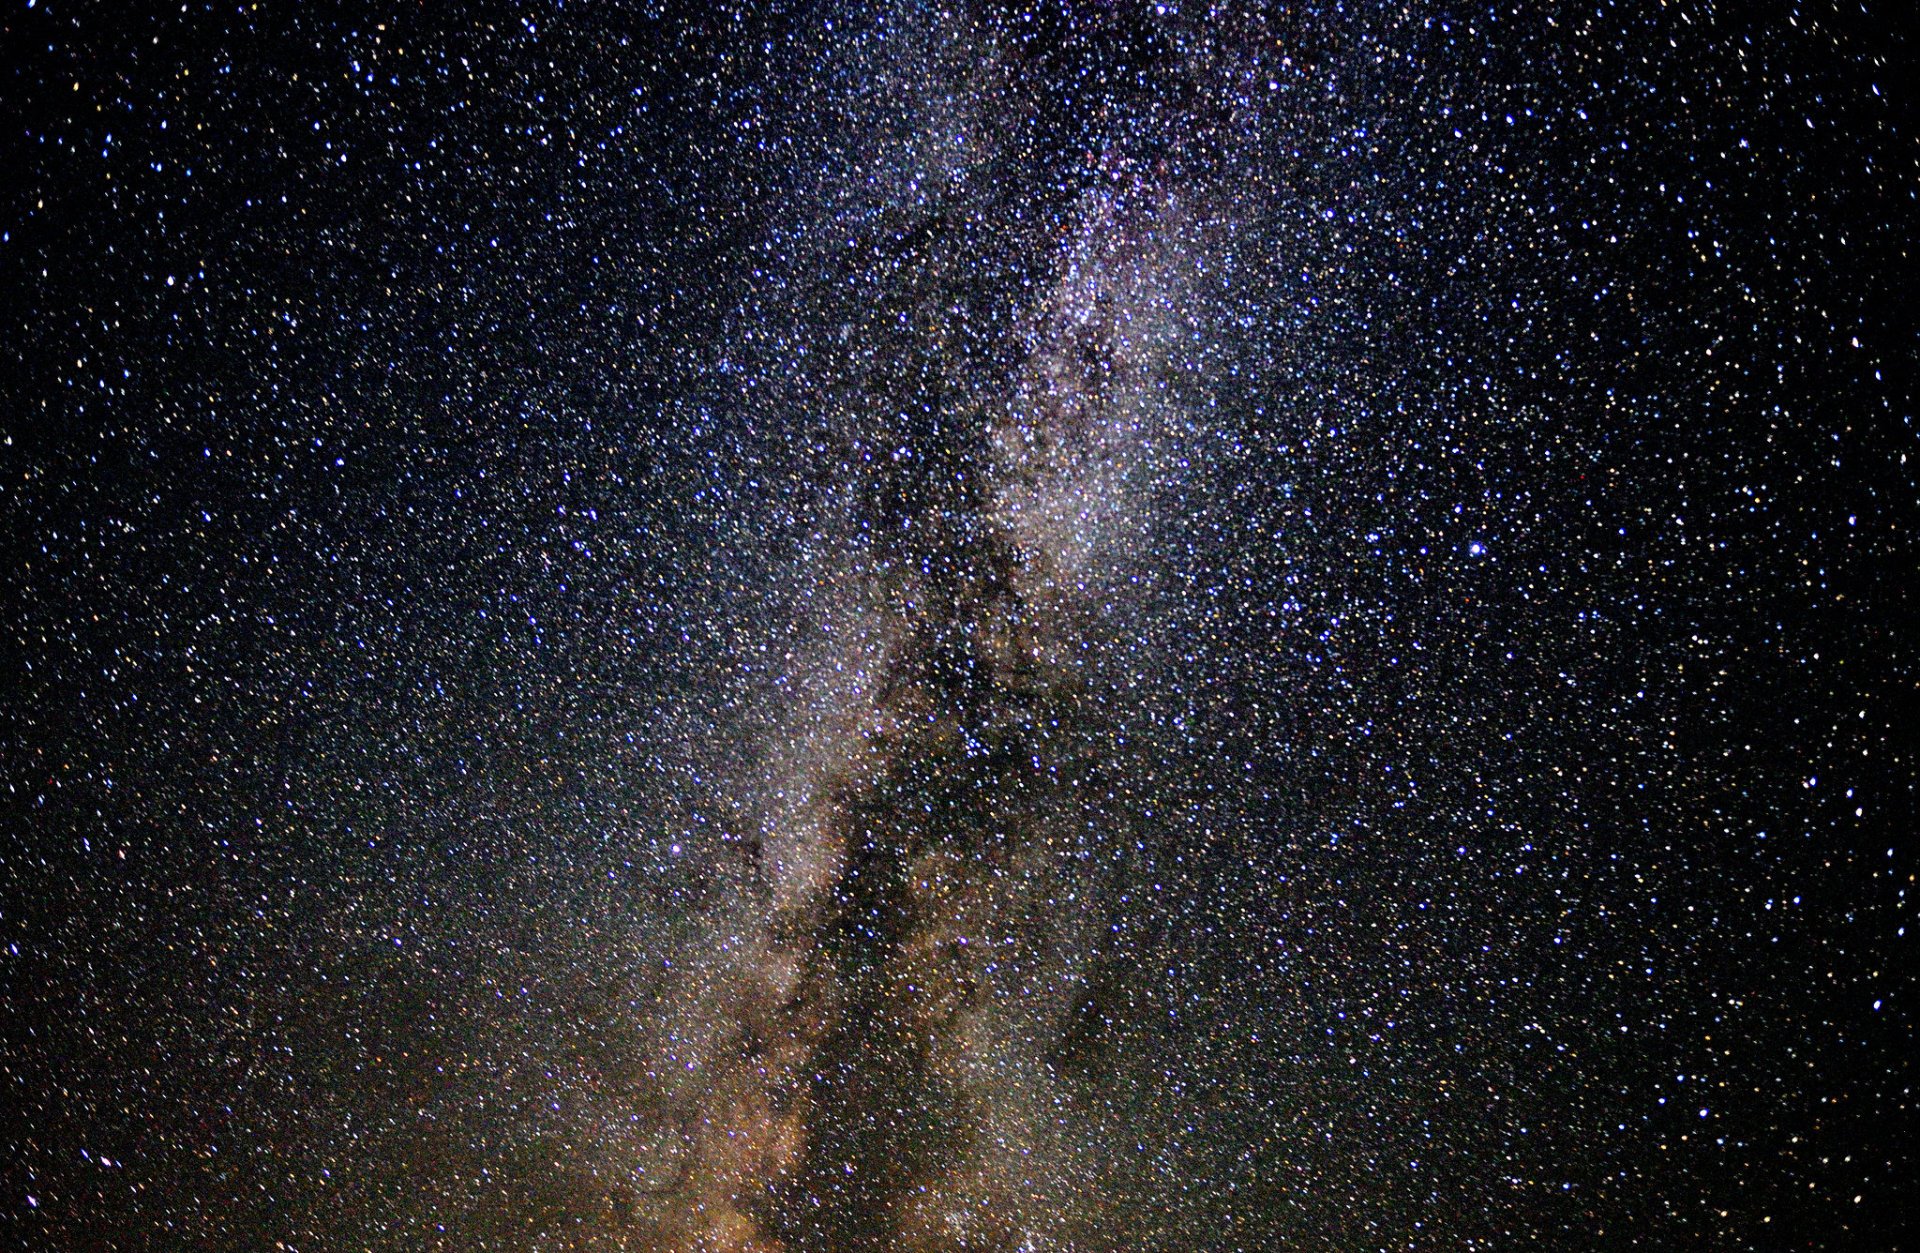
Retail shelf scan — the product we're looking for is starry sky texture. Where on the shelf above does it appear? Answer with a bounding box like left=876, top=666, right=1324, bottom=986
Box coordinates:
left=2, top=2, right=1915, bottom=1250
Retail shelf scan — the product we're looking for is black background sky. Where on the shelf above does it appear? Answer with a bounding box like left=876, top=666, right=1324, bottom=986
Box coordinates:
left=3, top=2, right=1915, bottom=1250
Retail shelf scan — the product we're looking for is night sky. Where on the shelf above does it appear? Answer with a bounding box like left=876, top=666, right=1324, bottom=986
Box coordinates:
left=3, top=2, right=1915, bottom=1249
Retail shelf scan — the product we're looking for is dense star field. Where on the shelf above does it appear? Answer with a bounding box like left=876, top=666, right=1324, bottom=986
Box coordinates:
left=3, top=1, right=1915, bottom=1249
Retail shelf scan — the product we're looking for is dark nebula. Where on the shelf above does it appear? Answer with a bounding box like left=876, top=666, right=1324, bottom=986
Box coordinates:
left=2, top=2, right=1914, bottom=1250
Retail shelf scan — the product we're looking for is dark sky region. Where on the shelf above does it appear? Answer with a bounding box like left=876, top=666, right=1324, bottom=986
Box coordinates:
left=2, top=2, right=1915, bottom=1250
